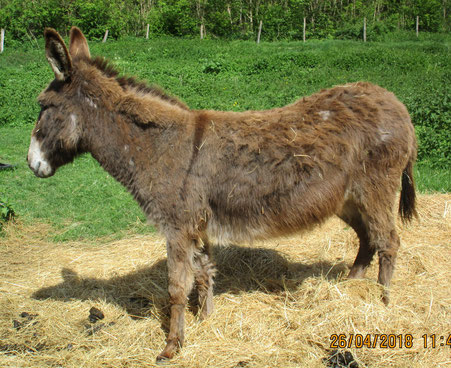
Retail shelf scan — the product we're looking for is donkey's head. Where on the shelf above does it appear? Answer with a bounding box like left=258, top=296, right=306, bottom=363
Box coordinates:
left=27, top=27, right=91, bottom=178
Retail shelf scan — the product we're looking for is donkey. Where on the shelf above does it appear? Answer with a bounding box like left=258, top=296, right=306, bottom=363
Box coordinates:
left=27, top=27, right=417, bottom=360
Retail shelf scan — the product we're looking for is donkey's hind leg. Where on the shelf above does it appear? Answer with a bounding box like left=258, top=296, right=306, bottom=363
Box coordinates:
left=376, top=228, right=400, bottom=304
left=349, top=185, right=401, bottom=305
left=193, top=234, right=216, bottom=320
left=340, top=192, right=400, bottom=305
left=339, top=200, right=375, bottom=279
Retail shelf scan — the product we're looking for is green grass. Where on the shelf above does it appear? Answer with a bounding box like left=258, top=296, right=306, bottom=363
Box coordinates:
left=414, top=163, right=451, bottom=193
left=0, top=36, right=449, bottom=240
left=0, top=125, right=149, bottom=241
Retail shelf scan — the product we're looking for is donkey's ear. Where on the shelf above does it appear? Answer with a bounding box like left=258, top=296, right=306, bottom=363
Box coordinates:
left=69, top=27, right=90, bottom=59
left=44, top=28, right=72, bottom=81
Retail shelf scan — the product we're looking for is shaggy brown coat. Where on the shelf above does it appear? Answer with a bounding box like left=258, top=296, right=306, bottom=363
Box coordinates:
left=27, top=27, right=417, bottom=361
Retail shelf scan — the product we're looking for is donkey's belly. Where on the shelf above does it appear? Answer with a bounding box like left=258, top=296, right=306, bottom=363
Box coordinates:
left=206, top=178, right=345, bottom=244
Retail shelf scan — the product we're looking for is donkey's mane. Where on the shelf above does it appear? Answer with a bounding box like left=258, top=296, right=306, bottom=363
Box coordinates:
left=88, top=56, right=189, bottom=110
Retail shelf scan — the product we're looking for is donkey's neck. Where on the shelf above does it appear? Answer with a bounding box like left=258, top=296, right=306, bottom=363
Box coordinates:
left=88, top=118, right=138, bottom=186
left=77, top=71, right=194, bottom=210
left=85, top=109, right=184, bottom=208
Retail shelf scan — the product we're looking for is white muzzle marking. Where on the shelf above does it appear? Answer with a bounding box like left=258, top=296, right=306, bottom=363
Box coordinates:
left=28, top=136, right=53, bottom=178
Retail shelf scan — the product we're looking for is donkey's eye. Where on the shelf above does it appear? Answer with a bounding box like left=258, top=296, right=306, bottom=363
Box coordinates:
left=38, top=104, right=50, bottom=121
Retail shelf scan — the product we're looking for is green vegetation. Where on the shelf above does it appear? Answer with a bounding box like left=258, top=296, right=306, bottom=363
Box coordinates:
left=414, top=163, right=451, bottom=193
left=0, top=197, right=15, bottom=231
left=0, top=0, right=448, bottom=41
left=0, top=36, right=449, bottom=240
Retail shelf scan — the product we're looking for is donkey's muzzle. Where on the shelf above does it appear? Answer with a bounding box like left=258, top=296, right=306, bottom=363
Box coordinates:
left=27, top=137, right=54, bottom=178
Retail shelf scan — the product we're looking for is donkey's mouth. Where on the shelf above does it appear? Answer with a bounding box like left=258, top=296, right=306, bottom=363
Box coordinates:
left=27, top=154, right=55, bottom=178
left=28, top=160, right=55, bottom=178
left=33, top=168, right=55, bottom=178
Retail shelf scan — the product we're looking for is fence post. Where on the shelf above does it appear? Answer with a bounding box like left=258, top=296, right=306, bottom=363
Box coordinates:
left=416, top=16, right=419, bottom=37
left=102, top=30, right=109, bottom=43
left=1, top=29, right=4, bottom=53
left=200, top=23, right=205, bottom=39
left=363, top=17, right=367, bottom=42
left=303, top=17, right=306, bottom=42
left=146, top=24, right=150, bottom=39
left=257, top=20, right=263, bottom=44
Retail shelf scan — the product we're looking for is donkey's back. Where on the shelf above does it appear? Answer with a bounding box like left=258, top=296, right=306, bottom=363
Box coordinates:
left=190, top=82, right=416, bottom=246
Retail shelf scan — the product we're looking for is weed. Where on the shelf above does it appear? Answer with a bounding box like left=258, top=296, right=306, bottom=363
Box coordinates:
left=0, top=198, right=15, bottom=231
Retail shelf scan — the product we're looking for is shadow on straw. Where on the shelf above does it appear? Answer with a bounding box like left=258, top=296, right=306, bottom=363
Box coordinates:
left=32, top=243, right=347, bottom=332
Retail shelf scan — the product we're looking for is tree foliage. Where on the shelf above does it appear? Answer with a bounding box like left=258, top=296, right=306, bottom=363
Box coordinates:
left=0, top=0, right=448, bottom=40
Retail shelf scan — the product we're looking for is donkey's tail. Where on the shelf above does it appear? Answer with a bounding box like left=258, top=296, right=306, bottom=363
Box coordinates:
left=399, top=158, right=418, bottom=223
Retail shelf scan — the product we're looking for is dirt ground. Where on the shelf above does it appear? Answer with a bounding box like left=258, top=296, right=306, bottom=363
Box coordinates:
left=0, top=193, right=450, bottom=368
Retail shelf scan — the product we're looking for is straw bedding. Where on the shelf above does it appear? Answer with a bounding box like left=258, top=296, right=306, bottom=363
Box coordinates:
left=0, top=194, right=449, bottom=367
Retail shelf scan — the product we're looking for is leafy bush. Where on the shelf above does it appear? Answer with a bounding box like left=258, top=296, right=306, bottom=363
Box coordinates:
left=408, top=86, right=451, bottom=168
left=201, top=59, right=225, bottom=74
left=0, top=0, right=448, bottom=41
left=335, top=20, right=395, bottom=41
left=2, top=1, right=66, bottom=40
left=0, top=198, right=15, bottom=230
left=334, top=22, right=363, bottom=40
left=159, top=0, right=197, bottom=37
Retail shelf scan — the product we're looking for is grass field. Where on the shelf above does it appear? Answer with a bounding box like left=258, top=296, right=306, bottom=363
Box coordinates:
left=0, top=36, right=450, bottom=240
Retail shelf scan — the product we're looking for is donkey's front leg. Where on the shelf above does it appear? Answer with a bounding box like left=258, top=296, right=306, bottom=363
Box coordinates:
left=157, top=232, right=195, bottom=361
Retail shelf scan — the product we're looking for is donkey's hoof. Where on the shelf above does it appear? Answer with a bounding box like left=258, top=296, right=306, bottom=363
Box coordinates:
left=156, top=340, right=179, bottom=363
left=198, top=301, right=213, bottom=321
left=347, top=267, right=367, bottom=280
left=156, top=353, right=172, bottom=364
left=156, top=355, right=171, bottom=365
left=381, top=291, right=390, bottom=305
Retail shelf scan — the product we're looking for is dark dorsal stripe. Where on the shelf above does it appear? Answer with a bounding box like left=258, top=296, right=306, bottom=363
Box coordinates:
left=88, top=56, right=189, bottom=110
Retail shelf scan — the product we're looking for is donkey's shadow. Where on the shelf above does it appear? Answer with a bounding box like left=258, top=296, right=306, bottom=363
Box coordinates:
left=32, top=244, right=348, bottom=327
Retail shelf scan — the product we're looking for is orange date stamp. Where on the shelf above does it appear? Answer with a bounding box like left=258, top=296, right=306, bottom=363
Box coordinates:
left=330, top=334, right=451, bottom=349
left=330, top=334, right=414, bottom=349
